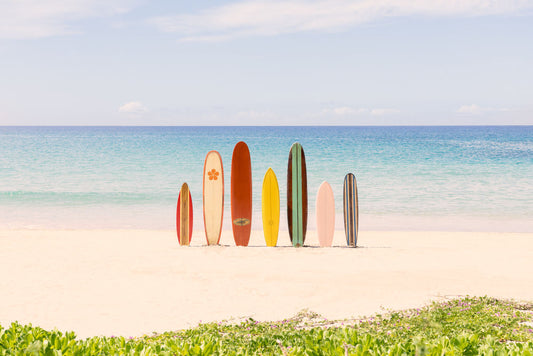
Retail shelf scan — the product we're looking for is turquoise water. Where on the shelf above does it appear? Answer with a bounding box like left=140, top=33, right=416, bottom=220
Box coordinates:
left=0, top=126, right=531, bottom=231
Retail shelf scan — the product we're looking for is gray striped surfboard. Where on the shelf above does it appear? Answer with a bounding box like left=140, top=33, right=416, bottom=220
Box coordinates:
left=343, top=173, right=359, bottom=247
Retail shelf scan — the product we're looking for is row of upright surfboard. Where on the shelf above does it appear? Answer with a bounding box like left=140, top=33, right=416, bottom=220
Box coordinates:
left=177, top=141, right=359, bottom=248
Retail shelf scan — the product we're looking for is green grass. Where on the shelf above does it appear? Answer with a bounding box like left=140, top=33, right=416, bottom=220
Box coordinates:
left=1, top=296, right=532, bottom=355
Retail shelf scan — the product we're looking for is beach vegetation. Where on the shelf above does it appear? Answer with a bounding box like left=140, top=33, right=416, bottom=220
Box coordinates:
left=1, top=296, right=532, bottom=355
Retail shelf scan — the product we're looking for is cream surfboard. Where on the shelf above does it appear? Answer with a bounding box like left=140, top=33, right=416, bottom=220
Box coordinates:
left=262, top=168, right=280, bottom=247
left=203, top=151, right=224, bottom=245
left=316, top=181, right=335, bottom=247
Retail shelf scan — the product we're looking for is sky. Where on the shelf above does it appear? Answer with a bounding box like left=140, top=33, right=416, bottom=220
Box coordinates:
left=0, top=0, right=532, bottom=126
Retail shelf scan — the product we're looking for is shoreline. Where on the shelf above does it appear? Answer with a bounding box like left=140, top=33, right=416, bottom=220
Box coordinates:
left=1, top=229, right=532, bottom=338
left=2, top=213, right=531, bottom=233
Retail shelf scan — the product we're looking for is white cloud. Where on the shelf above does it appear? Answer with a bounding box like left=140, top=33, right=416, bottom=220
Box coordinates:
left=332, top=107, right=362, bottom=115
left=118, top=101, right=148, bottom=114
left=149, top=0, right=533, bottom=41
left=457, top=104, right=484, bottom=115
left=370, top=108, right=400, bottom=116
left=325, top=106, right=399, bottom=116
left=0, top=0, right=135, bottom=39
left=456, top=104, right=511, bottom=115
left=236, top=110, right=272, bottom=119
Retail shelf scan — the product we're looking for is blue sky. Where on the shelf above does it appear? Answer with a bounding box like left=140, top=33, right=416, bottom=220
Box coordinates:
left=0, top=0, right=532, bottom=125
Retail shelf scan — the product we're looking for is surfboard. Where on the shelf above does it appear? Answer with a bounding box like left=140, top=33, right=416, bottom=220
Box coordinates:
left=262, top=168, right=280, bottom=247
left=203, top=151, right=224, bottom=245
left=287, top=142, right=307, bottom=247
left=316, top=181, right=335, bottom=247
left=343, top=173, right=359, bottom=247
left=231, top=141, right=252, bottom=246
left=176, top=182, right=193, bottom=246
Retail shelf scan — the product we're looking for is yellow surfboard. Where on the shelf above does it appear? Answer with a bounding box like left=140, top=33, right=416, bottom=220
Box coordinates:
left=262, top=168, right=280, bottom=247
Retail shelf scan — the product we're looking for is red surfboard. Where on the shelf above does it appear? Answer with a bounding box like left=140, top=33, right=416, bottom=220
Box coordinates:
left=231, top=141, right=252, bottom=246
left=176, top=182, right=193, bottom=246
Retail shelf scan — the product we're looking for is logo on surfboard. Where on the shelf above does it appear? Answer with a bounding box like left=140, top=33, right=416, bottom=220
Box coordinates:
left=207, top=169, right=219, bottom=181
left=233, top=218, right=250, bottom=226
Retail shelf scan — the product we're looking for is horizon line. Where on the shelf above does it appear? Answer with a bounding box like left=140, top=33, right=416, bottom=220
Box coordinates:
left=1, top=124, right=532, bottom=128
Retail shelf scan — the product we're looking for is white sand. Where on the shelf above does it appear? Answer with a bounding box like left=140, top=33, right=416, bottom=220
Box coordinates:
left=0, top=229, right=531, bottom=339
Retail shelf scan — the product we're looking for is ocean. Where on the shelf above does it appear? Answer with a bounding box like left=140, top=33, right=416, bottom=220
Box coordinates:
left=0, top=126, right=531, bottom=232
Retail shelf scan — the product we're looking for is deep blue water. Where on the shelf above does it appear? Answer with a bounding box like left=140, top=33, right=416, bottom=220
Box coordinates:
left=0, top=126, right=531, bottom=231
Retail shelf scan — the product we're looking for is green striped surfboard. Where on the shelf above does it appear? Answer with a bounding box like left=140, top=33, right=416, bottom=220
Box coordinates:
left=287, top=142, right=308, bottom=247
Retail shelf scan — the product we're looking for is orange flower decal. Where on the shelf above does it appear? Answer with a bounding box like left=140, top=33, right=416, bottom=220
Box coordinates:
left=208, top=168, right=219, bottom=180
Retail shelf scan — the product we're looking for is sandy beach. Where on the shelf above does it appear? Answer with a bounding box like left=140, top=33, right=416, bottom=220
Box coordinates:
left=0, top=229, right=531, bottom=339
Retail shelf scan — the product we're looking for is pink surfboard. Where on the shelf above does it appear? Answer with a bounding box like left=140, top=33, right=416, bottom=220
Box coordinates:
left=316, top=181, right=335, bottom=247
